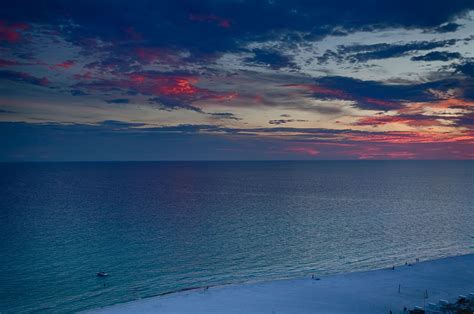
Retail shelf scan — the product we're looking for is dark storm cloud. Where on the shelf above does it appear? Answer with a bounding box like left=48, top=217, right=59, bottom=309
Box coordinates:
left=1, top=0, right=472, bottom=57
left=215, top=126, right=358, bottom=136
left=455, top=60, right=474, bottom=78
left=268, top=119, right=308, bottom=125
left=148, top=97, right=203, bottom=113
left=3, top=121, right=472, bottom=142
left=300, top=76, right=474, bottom=111
left=0, top=58, right=21, bottom=66
left=0, top=108, right=16, bottom=114
left=320, top=76, right=457, bottom=100
left=411, top=51, right=462, bottom=62
left=99, top=120, right=145, bottom=128
left=433, top=22, right=462, bottom=33
left=450, top=76, right=474, bottom=100
left=105, top=98, right=130, bottom=104
left=318, top=39, right=459, bottom=64
left=244, top=49, right=297, bottom=70
left=0, top=120, right=355, bottom=137
left=70, top=89, right=89, bottom=96
left=0, top=70, right=49, bottom=86
left=84, top=58, right=140, bottom=74
left=207, top=112, right=241, bottom=120
left=454, top=111, right=474, bottom=128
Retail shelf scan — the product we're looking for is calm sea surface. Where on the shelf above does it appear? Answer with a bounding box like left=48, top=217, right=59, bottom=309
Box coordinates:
left=1, top=161, right=473, bottom=312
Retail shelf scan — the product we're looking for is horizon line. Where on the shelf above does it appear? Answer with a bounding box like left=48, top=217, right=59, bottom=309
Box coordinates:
left=1, top=159, right=472, bottom=163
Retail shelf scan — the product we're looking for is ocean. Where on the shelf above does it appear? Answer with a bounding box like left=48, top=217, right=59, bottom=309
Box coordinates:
left=1, top=161, right=473, bottom=313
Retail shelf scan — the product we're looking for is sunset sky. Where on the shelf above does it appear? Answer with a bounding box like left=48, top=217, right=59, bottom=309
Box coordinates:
left=1, top=0, right=473, bottom=160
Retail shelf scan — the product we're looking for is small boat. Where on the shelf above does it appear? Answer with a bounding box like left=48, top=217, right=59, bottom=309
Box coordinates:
left=97, top=272, right=109, bottom=277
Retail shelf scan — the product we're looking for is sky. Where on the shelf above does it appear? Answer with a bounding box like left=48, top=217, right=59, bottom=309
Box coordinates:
left=0, top=0, right=473, bottom=161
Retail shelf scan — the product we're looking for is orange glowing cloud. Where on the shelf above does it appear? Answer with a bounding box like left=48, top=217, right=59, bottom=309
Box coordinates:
left=80, top=72, right=237, bottom=102
left=399, top=99, right=474, bottom=115
left=126, top=74, right=200, bottom=95
left=154, top=77, right=199, bottom=96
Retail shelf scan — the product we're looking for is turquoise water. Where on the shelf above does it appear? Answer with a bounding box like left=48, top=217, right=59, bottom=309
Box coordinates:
left=1, top=161, right=473, bottom=313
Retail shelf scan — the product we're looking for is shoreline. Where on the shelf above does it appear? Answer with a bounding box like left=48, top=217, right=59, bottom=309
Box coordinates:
left=87, top=253, right=474, bottom=313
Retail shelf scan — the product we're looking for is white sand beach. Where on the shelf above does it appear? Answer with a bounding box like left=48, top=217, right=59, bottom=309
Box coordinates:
left=90, top=254, right=474, bottom=313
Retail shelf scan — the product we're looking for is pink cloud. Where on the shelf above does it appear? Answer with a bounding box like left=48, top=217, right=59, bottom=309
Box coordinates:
left=287, top=146, right=320, bottom=156
left=73, top=71, right=93, bottom=81
left=349, top=146, right=417, bottom=160
left=79, top=72, right=237, bottom=103
left=362, top=97, right=400, bottom=109
left=0, top=59, right=20, bottom=67
left=0, top=21, right=28, bottom=43
left=54, top=60, right=75, bottom=69
left=346, top=130, right=474, bottom=144
left=134, top=47, right=178, bottom=64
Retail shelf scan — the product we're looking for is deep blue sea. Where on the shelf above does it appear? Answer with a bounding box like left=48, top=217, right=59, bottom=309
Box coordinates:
left=1, top=161, right=473, bottom=313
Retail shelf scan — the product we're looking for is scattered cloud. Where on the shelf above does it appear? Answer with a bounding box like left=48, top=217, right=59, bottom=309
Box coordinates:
left=245, top=49, right=297, bottom=69
left=318, top=39, right=459, bottom=64
left=0, top=70, right=49, bottom=86
left=433, top=22, right=462, bottom=33
left=269, top=119, right=308, bottom=125
left=0, top=20, right=28, bottom=43
left=411, top=51, right=462, bottom=62
left=1, top=1, right=473, bottom=160
left=105, top=98, right=130, bottom=104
